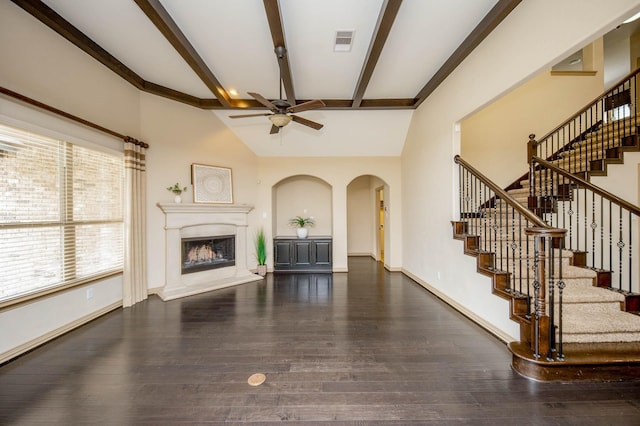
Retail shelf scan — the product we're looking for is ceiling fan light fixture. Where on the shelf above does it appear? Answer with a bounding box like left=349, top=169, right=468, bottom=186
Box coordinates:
left=269, top=113, right=292, bottom=127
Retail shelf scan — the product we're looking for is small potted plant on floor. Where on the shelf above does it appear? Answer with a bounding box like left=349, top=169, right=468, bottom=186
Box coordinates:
left=254, top=227, right=267, bottom=276
left=167, top=183, right=187, bottom=203
left=289, top=216, right=315, bottom=238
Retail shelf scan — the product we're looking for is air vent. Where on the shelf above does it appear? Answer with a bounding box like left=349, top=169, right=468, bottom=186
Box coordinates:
left=334, top=30, right=354, bottom=52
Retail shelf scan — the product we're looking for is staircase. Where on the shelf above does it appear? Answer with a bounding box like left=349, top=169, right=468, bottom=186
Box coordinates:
left=452, top=69, right=640, bottom=381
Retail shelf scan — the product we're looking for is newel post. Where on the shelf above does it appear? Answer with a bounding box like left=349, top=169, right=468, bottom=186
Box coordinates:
left=525, top=227, right=566, bottom=360
left=527, top=134, right=537, bottom=165
left=527, top=134, right=537, bottom=211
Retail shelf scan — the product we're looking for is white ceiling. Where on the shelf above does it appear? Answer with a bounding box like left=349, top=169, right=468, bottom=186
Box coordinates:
left=35, top=0, right=502, bottom=156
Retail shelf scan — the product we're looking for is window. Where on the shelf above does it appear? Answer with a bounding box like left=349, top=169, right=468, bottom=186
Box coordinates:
left=0, top=124, right=124, bottom=303
left=609, top=104, right=631, bottom=122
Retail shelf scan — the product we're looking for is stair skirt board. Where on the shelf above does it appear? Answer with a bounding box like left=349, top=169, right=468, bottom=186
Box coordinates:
left=509, top=341, right=640, bottom=382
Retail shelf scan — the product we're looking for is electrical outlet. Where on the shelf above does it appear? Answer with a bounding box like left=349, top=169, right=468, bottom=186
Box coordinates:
left=86, top=287, right=93, bottom=300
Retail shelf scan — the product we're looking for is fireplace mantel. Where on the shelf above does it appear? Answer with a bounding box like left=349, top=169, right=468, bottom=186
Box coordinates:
left=157, top=203, right=262, bottom=300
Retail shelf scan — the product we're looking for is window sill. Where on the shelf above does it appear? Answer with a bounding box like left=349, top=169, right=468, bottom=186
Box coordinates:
left=0, top=270, right=123, bottom=310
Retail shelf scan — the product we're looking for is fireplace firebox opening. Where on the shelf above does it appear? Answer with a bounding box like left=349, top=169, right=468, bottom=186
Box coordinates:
left=182, top=235, right=235, bottom=275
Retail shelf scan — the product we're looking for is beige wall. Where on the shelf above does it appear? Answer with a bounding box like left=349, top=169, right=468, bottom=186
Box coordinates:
left=0, top=1, right=139, bottom=361
left=273, top=176, right=333, bottom=237
left=0, top=2, right=140, bottom=137
left=3, top=0, right=637, bottom=360
left=402, top=0, right=639, bottom=342
left=461, top=40, right=605, bottom=187
left=257, top=157, right=402, bottom=272
left=140, top=93, right=260, bottom=291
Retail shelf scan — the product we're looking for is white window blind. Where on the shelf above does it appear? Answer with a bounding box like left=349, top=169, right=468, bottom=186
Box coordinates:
left=0, top=124, right=124, bottom=303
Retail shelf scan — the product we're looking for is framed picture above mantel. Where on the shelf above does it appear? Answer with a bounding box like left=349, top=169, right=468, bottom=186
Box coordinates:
left=191, top=163, right=233, bottom=204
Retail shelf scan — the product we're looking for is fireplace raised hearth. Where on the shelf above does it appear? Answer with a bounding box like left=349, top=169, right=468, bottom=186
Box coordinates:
left=157, top=203, right=262, bottom=300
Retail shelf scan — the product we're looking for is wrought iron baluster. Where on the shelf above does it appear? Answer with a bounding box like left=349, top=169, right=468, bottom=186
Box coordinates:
left=458, top=164, right=463, bottom=221
left=518, top=214, right=523, bottom=295
left=532, top=235, right=541, bottom=359
left=591, top=191, right=596, bottom=267
left=557, top=236, right=565, bottom=361
left=499, top=192, right=504, bottom=271
left=628, top=210, right=633, bottom=293
left=618, top=207, right=624, bottom=291
left=492, top=190, right=498, bottom=271
left=547, top=234, right=555, bottom=361
left=600, top=196, right=604, bottom=271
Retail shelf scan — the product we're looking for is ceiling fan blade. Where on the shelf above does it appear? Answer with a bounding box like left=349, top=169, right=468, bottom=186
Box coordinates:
left=270, top=124, right=280, bottom=134
left=248, top=92, right=278, bottom=111
left=229, top=113, right=272, bottom=119
left=287, top=99, right=326, bottom=114
left=291, top=115, right=323, bottom=130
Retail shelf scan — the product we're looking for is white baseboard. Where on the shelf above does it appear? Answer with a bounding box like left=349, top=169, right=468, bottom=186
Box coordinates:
left=147, top=286, right=162, bottom=295
left=0, top=301, right=122, bottom=364
left=401, top=269, right=514, bottom=343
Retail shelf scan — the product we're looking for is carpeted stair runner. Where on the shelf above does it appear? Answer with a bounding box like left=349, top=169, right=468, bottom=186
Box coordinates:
left=495, top=150, right=640, bottom=343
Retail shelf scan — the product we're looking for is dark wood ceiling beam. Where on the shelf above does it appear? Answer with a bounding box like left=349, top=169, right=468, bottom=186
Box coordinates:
left=133, top=0, right=231, bottom=108
left=352, top=0, right=403, bottom=108
left=194, top=98, right=415, bottom=110
left=413, top=0, right=522, bottom=108
left=11, top=0, right=144, bottom=89
left=10, top=0, right=222, bottom=110
left=142, top=81, right=220, bottom=109
left=263, top=0, right=296, bottom=105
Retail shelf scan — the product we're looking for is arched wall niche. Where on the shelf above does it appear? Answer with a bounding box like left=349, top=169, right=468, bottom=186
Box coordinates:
left=272, top=174, right=333, bottom=237
left=347, top=175, right=387, bottom=260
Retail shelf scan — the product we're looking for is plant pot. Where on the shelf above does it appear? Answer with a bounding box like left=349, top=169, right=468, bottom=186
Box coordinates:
left=296, top=227, right=308, bottom=238
left=174, top=194, right=182, bottom=203
left=257, top=264, right=267, bottom=276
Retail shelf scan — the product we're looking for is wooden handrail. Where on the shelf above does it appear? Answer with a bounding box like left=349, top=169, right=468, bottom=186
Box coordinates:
left=532, top=156, right=640, bottom=217
left=454, top=155, right=549, bottom=227
left=534, top=68, right=640, bottom=146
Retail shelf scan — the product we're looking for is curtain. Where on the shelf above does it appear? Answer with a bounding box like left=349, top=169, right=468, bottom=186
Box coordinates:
left=123, top=137, right=148, bottom=307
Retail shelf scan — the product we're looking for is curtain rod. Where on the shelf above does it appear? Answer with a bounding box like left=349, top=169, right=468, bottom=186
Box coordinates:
left=0, top=86, right=148, bottom=149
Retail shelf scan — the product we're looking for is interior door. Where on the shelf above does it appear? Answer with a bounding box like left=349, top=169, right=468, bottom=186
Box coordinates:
left=376, top=187, right=384, bottom=262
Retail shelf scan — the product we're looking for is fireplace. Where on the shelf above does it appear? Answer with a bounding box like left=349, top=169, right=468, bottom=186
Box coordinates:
left=157, top=203, right=263, bottom=301
left=182, top=235, right=235, bottom=274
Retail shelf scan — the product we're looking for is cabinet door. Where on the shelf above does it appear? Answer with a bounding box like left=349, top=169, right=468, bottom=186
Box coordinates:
left=292, top=240, right=312, bottom=266
left=314, top=240, right=332, bottom=266
left=274, top=240, right=292, bottom=268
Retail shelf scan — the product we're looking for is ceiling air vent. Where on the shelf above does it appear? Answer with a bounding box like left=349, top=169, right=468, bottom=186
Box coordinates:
left=334, top=30, right=354, bottom=52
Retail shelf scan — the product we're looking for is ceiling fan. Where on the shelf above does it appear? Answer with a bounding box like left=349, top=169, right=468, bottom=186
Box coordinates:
left=229, top=47, right=325, bottom=134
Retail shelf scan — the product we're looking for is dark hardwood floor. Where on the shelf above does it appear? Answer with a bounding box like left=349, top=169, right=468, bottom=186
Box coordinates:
left=1, top=257, right=640, bottom=425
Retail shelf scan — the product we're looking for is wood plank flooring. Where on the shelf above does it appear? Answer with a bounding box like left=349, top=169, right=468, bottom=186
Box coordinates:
left=1, top=257, right=640, bottom=425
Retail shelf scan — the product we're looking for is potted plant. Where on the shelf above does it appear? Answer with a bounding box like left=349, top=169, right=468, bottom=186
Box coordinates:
left=289, top=216, right=315, bottom=238
left=254, top=227, right=267, bottom=276
left=167, top=183, right=187, bottom=203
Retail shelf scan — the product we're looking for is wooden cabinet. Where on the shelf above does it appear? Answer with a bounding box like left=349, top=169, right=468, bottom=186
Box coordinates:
left=273, top=237, right=332, bottom=272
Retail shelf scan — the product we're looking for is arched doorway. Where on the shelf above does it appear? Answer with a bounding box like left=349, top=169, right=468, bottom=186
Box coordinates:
left=346, top=175, right=387, bottom=263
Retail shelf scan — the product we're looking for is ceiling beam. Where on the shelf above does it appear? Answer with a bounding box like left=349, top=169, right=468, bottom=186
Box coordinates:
left=413, top=0, right=522, bottom=108
left=11, top=0, right=144, bottom=90
left=263, top=0, right=296, bottom=106
left=10, top=0, right=221, bottom=109
left=352, top=0, right=403, bottom=108
left=9, top=0, right=423, bottom=112
left=133, top=0, right=231, bottom=108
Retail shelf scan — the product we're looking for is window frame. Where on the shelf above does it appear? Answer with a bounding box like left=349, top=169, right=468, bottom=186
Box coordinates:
left=0, top=123, right=125, bottom=308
